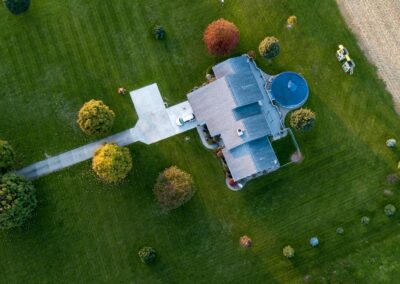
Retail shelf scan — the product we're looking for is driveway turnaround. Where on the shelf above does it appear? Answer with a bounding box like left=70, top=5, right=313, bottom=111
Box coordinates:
left=17, top=83, right=197, bottom=180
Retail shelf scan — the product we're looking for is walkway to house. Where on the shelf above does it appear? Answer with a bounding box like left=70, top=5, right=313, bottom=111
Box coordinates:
left=17, top=83, right=197, bottom=180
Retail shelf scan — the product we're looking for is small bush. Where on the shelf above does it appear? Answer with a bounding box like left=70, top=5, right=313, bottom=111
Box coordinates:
left=216, top=150, right=224, bottom=158
left=206, top=138, right=214, bottom=145
left=138, top=247, right=157, bottom=264
left=0, top=173, right=37, bottom=230
left=205, top=65, right=215, bottom=77
left=258, top=36, right=280, bottom=59
left=290, top=108, right=316, bottom=131
left=283, top=245, right=295, bottom=258
left=153, top=25, right=166, bottom=40
left=386, top=174, right=399, bottom=184
left=117, top=88, right=127, bottom=95
left=247, top=50, right=257, bottom=59
left=203, top=18, right=240, bottom=56
left=3, top=0, right=31, bottom=15
left=384, top=204, right=396, bottom=216
left=336, top=227, right=344, bottom=235
left=360, top=216, right=370, bottom=225
left=153, top=166, right=196, bottom=211
left=77, top=100, right=115, bottom=136
left=240, top=235, right=252, bottom=248
left=92, top=143, right=132, bottom=183
left=287, top=15, right=297, bottom=27
left=0, top=140, right=15, bottom=172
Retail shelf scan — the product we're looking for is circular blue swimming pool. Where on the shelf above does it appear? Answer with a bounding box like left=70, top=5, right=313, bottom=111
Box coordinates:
left=270, top=72, right=309, bottom=109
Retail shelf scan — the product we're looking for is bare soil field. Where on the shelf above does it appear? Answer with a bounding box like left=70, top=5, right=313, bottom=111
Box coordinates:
left=337, top=0, right=400, bottom=112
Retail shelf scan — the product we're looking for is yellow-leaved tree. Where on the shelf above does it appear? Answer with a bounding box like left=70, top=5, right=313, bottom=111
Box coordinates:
left=77, top=100, right=115, bottom=136
left=92, top=143, right=132, bottom=183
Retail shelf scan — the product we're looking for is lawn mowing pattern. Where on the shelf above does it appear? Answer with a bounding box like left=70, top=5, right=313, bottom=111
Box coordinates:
left=1, top=0, right=400, bottom=283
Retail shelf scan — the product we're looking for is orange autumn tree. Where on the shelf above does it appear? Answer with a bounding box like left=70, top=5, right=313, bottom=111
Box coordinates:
left=203, top=19, right=240, bottom=56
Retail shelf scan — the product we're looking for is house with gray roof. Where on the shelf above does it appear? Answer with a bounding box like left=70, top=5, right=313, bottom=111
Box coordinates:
left=187, top=55, right=309, bottom=188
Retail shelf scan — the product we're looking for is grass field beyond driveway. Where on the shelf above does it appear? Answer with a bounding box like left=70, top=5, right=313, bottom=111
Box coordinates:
left=1, top=0, right=400, bottom=283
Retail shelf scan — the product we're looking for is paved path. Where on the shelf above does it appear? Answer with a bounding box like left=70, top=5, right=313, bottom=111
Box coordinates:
left=337, top=0, right=400, bottom=112
left=17, top=128, right=139, bottom=179
left=17, top=84, right=197, bottom=180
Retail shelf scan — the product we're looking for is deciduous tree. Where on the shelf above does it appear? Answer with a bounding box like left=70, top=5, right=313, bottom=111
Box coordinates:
left=77, top=100, right=115, bottom=136
left=203, top=19, right=240, bottom=56
left=0, top=173, right=37, bottom=230
left=138, top=247, right=157, bottom=264
left=92, top=143, right=132, bottom=183
left=290, top=108, right=316, bottom=131
left=153, top=166, right=196, bottom=211
left=0, top=140, right=15, bottom=172
left=259, top=36, right=280, bottom=59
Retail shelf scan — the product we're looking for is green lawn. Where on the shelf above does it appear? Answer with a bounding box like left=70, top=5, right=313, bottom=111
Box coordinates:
left=1, top=0, right=400, bottom=283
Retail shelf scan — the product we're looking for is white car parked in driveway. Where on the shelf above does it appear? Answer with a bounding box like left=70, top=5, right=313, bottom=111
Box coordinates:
left=176, top=113, right=195, bottom=126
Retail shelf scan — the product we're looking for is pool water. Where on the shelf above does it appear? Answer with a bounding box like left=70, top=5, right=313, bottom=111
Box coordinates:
left=270, top=72, right=309, bottom=109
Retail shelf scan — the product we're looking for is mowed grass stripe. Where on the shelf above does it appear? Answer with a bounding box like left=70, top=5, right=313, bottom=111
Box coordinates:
left=1, top=0, right=400, bottom=282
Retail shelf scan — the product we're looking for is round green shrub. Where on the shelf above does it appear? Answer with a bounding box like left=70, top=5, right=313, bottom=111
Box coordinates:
left=0, top=140, right=15, bottom=172
left=92, top=143, right=132, bottom=183
left=153, top=25, right=166, bottom=40
left=153, top=166, right=196, bottom=211
left=336, top=227, right=344, bottom=235
left=386, top=174, right=398, bottom=184
left=77, top=100, right=115, bottom=136
left=0, top=173, right=37, bottom=230
left=290, top=108, right=316, bottom=131
left=360, top=216, right=370, bottom=225
left=138, top=247, right=157, bottom=264
left=3, top=0, right=31, bottom=15
left=283, top=245, right=295, bottom=258
left=258, top=36, right=280, bottom=59
left=384, top=204, right=396, bottom=216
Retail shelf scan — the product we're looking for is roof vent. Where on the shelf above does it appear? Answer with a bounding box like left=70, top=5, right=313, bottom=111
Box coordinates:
left=237, top=129, right=244, bottom=137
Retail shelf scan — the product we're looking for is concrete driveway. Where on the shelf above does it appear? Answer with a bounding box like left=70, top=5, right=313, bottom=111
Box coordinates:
left=130, top=83, right=196, bottom=144
left=166, top=101, right=197, bottom=134
left=18, top=83, right=197, bottom=180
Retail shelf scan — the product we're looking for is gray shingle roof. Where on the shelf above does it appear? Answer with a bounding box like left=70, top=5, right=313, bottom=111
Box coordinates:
left=188, top=56, right=284, bottom=181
